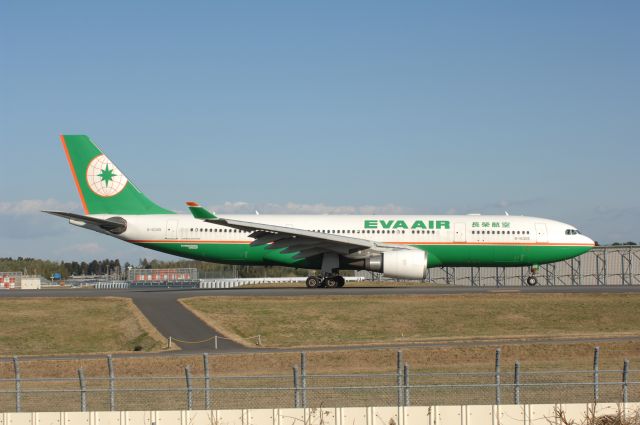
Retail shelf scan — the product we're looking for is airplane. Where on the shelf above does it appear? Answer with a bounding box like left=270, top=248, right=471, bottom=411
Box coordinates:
left=45, top=135, right=595, bottom=288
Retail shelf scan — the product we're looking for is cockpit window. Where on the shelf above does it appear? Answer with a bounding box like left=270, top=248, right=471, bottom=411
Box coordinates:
left=565, top=229, right=580, bottom=235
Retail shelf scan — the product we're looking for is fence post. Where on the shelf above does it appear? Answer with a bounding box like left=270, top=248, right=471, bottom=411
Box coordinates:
left=168, top=336, right=172, bottom=349
left=214, top=335, right=218, bottom=350
left=397, top=351, right=403, bottom=406
left=78, top=368, right=87, bottom=412
left=593, top=347, right=600, bottom=402
left=107, top=355, right=115, bottom=411
left=13, top=356, right=20, bottom=413
left=184, top=366, right=193, bottom=410
left=203, top=353, right=211, bottom=410
left=495, top=349, right=501, bottom=405
left=185, top=366, right=193, bottom=410
left=293, top=366, right=300, bottom=408
left=300, top=352, right=307, bottom=408
left=622, top=359, right=629, bottom=404
left=403, top=363, right=410, bottom=407
left=514, top=361, right=520, bottom=405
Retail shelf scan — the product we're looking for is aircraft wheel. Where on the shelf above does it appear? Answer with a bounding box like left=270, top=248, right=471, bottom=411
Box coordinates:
left=324, top=277, right=339, bottom=288
left=336, top=276, right=345, bottom=287
left=306, top=276, right=321, bottom=288
left=526, top=276, right=538, bottom=286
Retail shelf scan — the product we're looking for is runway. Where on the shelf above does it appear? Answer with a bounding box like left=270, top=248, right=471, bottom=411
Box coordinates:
left=2, top=285, right=639, bottom=354
left=3, top=283, right=640, bottom=300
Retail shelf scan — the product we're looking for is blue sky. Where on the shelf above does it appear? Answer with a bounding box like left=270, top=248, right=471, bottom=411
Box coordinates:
left=1, top=1, right=639, bottom=263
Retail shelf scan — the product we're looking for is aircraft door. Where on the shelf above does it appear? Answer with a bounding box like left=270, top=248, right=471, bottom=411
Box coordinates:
left=454, top=222, right=466, bottom=242
left=535, top=223, right=548, bottom=243
left=165, top=220, right=178, bottom=239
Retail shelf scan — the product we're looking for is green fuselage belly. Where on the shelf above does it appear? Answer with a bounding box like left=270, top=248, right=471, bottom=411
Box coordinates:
left=135, top=241, right=591, bottom=269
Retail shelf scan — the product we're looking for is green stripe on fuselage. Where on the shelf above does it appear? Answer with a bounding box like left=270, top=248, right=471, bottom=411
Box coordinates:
left=423, top=244, right=592, bottom=267
left=133, top=241, right=591, bottom=269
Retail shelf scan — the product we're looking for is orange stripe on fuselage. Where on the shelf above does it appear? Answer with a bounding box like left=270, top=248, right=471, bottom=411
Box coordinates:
left=60, top=135, right=88, bottom=214
left=129, top=239, right=593, bottom=247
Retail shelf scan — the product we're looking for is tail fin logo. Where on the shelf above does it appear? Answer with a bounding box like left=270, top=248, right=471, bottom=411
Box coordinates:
left=86, top=154, right=128, bottom=197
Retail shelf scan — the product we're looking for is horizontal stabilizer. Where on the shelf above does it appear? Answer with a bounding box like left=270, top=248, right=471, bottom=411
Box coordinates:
left=186, top=202, right=218, bottom=220
left=43, top=211, right=127, bottom=233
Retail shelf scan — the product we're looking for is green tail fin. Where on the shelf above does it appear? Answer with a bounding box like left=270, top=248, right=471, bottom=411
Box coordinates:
left=60, top=135, right=174, bottom=215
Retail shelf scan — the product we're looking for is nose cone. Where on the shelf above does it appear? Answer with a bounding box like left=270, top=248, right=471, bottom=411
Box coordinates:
left=580, top=234, right=596, bottom=251
left=584, top=234, right=596, bottom=246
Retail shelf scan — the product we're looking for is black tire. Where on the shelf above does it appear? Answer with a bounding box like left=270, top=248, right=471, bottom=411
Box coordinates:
left=526, top=276, right=538, bottom=286
left=306, top=276, right=321, bottom=288
left=324, top=278, right=339, bottom=288
left=336, top=276, right=345, bottom=287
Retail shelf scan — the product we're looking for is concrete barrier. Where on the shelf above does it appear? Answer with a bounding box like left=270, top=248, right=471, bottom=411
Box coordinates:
left=2, top=403, right=637, bottom=425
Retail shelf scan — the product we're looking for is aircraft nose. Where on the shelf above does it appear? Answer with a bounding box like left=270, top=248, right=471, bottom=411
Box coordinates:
left=583, top=235, right=596, bottom=247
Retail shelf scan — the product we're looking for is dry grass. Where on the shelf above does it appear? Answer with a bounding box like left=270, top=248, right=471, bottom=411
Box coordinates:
left=554, top=405, right=640, bottom=425
left=180, top=293, right=640, bottom=348
left=0, top=297, right=167, bottom=356
left=0, top=341, right=638, bottom=379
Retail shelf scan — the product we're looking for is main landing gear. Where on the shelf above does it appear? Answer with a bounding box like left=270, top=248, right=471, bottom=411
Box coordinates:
left=305, top=275, right=346, bottom=288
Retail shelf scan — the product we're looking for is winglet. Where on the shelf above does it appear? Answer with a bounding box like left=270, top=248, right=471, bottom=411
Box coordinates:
left=186, top=202, right=219, bottom=220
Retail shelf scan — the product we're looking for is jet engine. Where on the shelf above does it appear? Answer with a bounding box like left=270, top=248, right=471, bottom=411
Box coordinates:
left=359, top=250, right=428, bottom=279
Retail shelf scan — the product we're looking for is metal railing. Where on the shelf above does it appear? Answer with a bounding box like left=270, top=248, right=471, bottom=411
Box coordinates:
left=1, top=348, right=638, bottom=413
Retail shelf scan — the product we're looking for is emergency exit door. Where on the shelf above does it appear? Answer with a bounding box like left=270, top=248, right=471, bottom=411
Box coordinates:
left=535, top=223, right=548, bottom=243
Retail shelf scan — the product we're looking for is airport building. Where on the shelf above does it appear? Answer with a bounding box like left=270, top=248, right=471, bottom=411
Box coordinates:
left=0, top=272, right=42, bottom=290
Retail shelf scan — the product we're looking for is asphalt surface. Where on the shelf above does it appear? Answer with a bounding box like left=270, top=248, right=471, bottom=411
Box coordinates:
left=131, top=293, right=243, bottom=351
left=2, top=284, right=640, bottom=355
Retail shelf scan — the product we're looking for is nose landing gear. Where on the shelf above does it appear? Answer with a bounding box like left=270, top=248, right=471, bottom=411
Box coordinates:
left=526, top=265, right=540, bottom=286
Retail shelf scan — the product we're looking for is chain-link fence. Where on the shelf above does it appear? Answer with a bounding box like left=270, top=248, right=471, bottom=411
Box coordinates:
left=1, top=349, right=638, bottom=412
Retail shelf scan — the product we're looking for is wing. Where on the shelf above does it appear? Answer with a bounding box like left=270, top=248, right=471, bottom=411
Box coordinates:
left=185, top=202, right=403, bottom=260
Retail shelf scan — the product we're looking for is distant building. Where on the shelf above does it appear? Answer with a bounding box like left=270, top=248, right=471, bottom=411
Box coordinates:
left=127, top=268, right=199, bottom=288
left=0, top=272, right=42, bottom=290
left=0, top=272, right=21, bottom=289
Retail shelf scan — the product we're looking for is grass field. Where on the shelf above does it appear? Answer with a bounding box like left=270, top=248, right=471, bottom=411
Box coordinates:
left=181, top=293, right=640, bottom=347
left=0, top=297, right=167, bottom=355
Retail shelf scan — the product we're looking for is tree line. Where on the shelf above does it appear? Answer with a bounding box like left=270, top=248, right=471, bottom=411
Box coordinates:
left=0, top=257, right=308, bottom=279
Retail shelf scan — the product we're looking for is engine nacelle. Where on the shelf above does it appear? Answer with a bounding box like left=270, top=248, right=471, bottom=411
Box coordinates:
left=362, top=250, right=428, bottom=280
